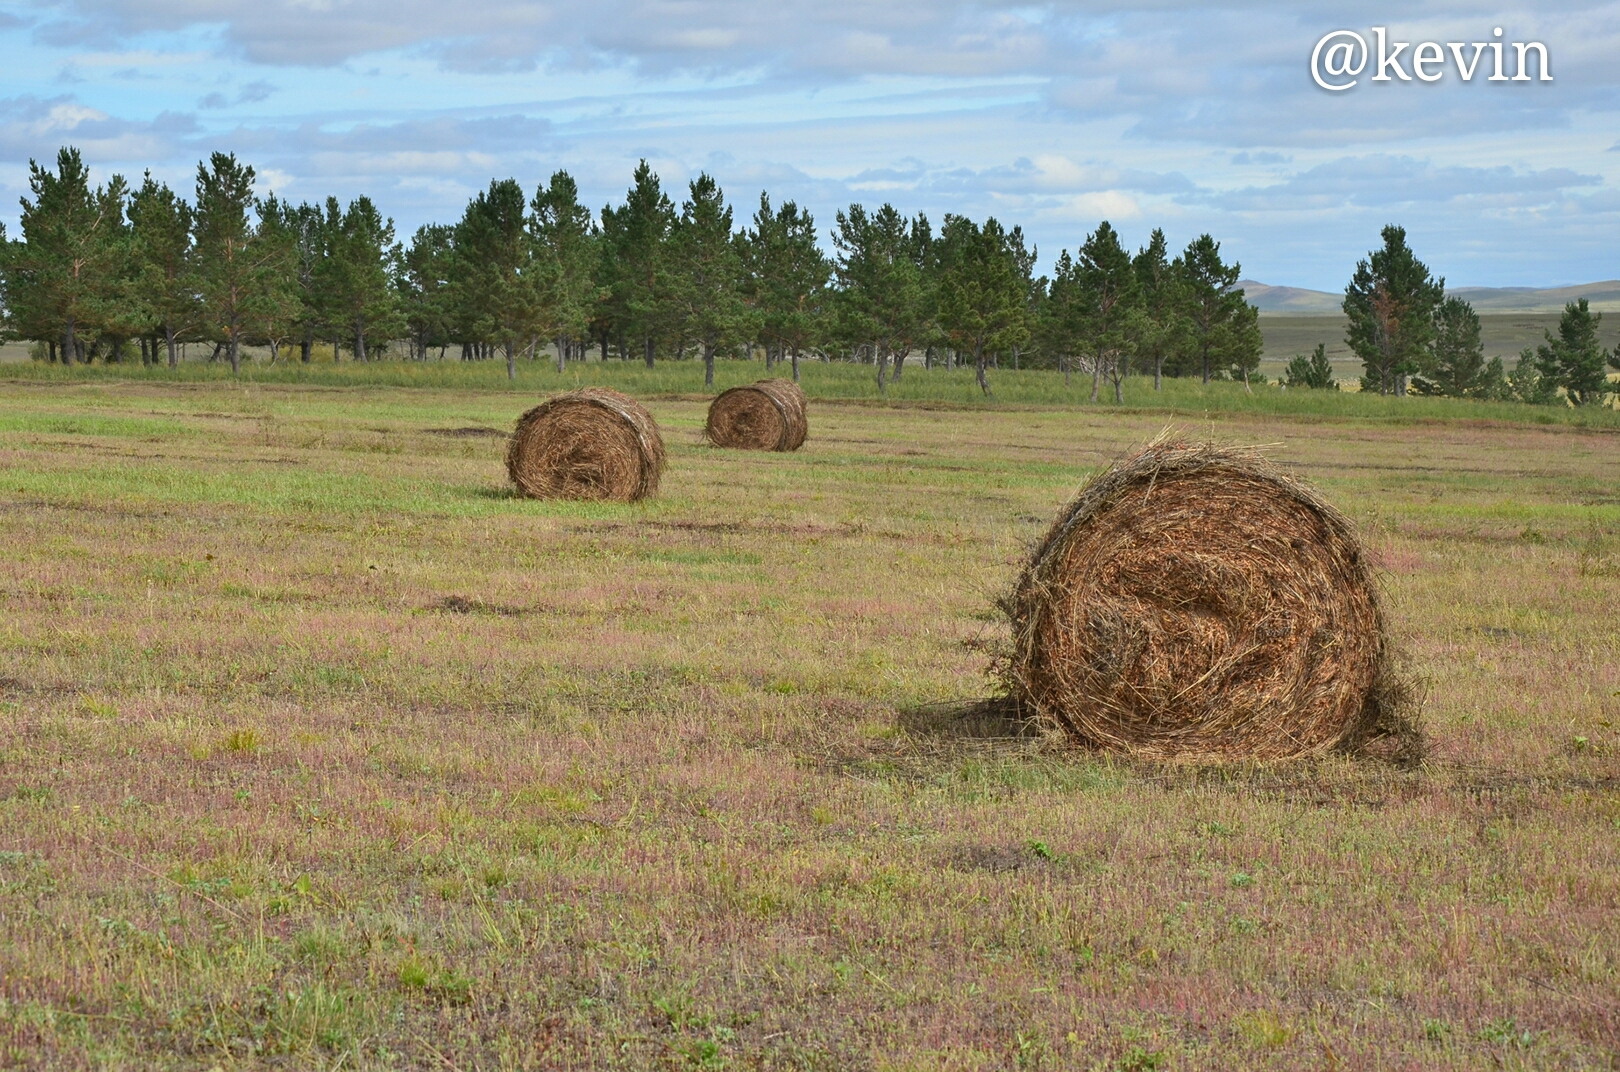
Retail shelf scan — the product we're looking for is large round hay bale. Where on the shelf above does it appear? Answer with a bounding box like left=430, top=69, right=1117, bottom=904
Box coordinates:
left=505, top=388, right=665, bottom=502
left=1004, top=441, right=1396, bottom=760
left=704, top=379, right=808, bottom=451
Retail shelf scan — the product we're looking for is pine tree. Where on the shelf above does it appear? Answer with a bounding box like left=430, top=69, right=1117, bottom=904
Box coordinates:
left=1132, top=229, right=1182, bottom=391
left=934, top=214, right=1027, bottom=396
left=250, top=196, right=310, bottom=363
left=834, top=204, right=926, bottom=394
left=1422, top=296, right=1485, bottom=396
left=670, top=174, right=747, bottom=388
left=1175, top=234, right=1255, bottom=386
left=1510, top=347, right=1558, bottom=404
left=127, top=173, right=195, bottom=368
left=744, top=193, right=830, bottom=383
left=1343, top=225, right=1443, bottom=396
left=452, top=179, right=542, bottom=380
left=1073, top=221, right=1138, bottom=403
left=1039, top=250, right=1081, bottom=386
left=11, top=147, right=128, bottom=364
left=323, top=197, right=402, bottom=362
left=193, top=152, right=286, bottom=374
left=1536, top=299, right=1609, bottom=405
left=1285, top=343, right=1336, bottom=389
left=531, top=170, right=599, bottom=372
left=400, top=224, right=455, bottom=360
left=279, top=201, right=331, bottom=362
left=602, top=161, right=675, bottom=369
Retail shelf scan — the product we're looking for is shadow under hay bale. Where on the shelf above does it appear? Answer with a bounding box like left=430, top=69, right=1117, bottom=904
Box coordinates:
left=1002, top=438, right=1420, bottom=762
left=704, top=379, right=808, bottom=451
left=897, top=696, right=1044, bottom=740
left=506, top=388, right=665, bottom=502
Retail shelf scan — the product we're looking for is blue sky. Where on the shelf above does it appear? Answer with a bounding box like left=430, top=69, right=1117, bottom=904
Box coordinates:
left=0, top=1, right=1616, bottom=289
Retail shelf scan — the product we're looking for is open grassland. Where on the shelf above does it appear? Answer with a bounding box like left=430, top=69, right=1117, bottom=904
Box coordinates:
left=1257, top=313, right=1620, bottom=385
left=12, top=309, right=1618, bottom=392
left=3, top=356, right=1618, bottom=429
left=0, top=373, right=1617, bottom=1070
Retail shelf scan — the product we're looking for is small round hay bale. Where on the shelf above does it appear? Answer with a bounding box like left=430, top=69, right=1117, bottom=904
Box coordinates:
left=1005, top=441, right=1396, bottom=760
left=704, top=379, right=808, bottom=451
left=506, top=388, right=665, bottom=502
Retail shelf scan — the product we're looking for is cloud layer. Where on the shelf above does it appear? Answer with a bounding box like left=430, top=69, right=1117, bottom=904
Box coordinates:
left=2, top=1, right=1618, bottom=287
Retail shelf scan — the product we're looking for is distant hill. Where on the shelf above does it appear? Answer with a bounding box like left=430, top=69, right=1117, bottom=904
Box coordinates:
left=1448, top=281, right=1620, bottom=312
left=1237, top=279, right=1620, bottom=315
left=1236, top=281, right=1341, bottom=314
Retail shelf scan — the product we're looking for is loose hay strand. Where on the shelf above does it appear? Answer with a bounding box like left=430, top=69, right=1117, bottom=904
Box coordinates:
left=1003, top=439, right=1417, bottom=761
left=704, top=379, right=808, bottom=451
left=506, top=388, right=666, bottom=502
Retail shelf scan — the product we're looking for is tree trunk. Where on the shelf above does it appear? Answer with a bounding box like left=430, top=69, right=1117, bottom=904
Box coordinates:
left=876, top=345, right=888, bottom=395
left=1090, top=352, right=1103, bottom=402
left=269, top=339, right=280, bottom=365
left=506, top=342, right=517, bottom=381
left=1241, top=363, right=1252, bottom=395
left=332, top=336, right=341, bottom=363
left=891, top=348, right=905, bottom=381
left=228, top=332, right=241, bottom=375
left=301, top=329, right=312, bottom=363
left=355, top=318, right=367, bottom=362
left=1114, top=367, right=1125, bottom=404
left=48, top=340, right=57, bottom=364
left=166, top=325, right=178, bottom=368
left=1062, top=355, right=1070, bottom=388
left=556, top=336, right=566, bottom=374
left=209, top=342, right=223, bottom=363
left=974, top=342, right=990, bottom=395
left=139, top=337, right=149, bottom=365
left=644, top=336, right=655, bottom=370
left=704, top=342, right=716, bottom=388
left=1201, top=347, right=1210, bottom=385
left=791, top=347, right=800, bottom=383
left=1154, top=354, right=1162, bottom=391
left=62, top=319, right=76, bottom=367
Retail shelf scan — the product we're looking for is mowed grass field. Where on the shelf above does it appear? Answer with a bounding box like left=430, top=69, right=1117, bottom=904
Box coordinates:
left=0, top=370, right=1617, bottom=1070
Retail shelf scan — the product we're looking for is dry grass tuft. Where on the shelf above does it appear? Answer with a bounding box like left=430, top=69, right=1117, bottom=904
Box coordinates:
left=505, top=388, right=665, bottom=501
left=1003, top=436, right=1419, bottom=761
left=703, top=379, right=808, bottom=451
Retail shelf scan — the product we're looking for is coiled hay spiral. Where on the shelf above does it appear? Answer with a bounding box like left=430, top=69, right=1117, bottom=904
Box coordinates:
left=1004, top=440, right=1411, bottom=761
left=704, top=379, right=808, bottom=451
left=506, top=388, right=665, bottom=502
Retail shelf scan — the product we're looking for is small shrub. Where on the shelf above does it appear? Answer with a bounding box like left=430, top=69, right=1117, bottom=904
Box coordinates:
left=1236, top=1009, right=1292, bottom=1048
left=1478, top=1017, right=1535, bottom=1048
left=1117, top=1047, right=1165, bottom=1071
left=397, top=956, right=430, bottom=990
left=1285, top=344, right=1337, bottom=390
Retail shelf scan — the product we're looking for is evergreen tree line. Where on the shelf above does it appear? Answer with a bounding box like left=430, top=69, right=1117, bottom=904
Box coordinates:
left=1298, top=225, right=1620, bottom=405
left=4, top=148, right=1612, bottom=403
left=0, top=146, right=1264, bottom=395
